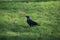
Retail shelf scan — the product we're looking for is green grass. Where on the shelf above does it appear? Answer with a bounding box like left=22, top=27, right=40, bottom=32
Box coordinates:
left=0, top=1, right=60, bottom=40
left=0, top=0, right=59, bottom=2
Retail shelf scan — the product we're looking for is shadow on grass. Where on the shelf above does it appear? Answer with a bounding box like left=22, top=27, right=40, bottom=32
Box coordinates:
left=38, top=35, right=60, bottom=40
left=0, top=34, right=60, bottom=40
left=0, top=35, right=36, bottom=40
left=0, top=0, right=59, bottom=2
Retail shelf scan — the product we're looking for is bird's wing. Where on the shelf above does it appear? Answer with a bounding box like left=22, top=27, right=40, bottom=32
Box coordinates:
left=29, top=19, right=38, bottom=25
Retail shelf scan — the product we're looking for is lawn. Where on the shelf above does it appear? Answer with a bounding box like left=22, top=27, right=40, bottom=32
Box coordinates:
left=0, top=1, right=60, bottom=40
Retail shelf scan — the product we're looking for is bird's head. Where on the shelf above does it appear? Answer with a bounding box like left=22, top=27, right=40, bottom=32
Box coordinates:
left=26, top=16, right=30, bottom=18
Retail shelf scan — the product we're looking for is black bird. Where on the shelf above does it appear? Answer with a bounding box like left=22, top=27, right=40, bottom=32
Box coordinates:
left=26, top=16, right=39, bottom=27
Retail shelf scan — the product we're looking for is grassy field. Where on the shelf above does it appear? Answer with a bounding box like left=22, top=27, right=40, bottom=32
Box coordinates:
left=0, top=1, right=60, bottom=40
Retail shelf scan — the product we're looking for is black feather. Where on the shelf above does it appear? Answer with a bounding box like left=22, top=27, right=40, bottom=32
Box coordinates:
left=26, top=16, right=39, bottom=27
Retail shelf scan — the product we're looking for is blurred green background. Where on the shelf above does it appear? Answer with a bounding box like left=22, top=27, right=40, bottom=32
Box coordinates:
left=0, top=0, right=60, bottom=40
left=0, top=0, right=60, bottom=2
